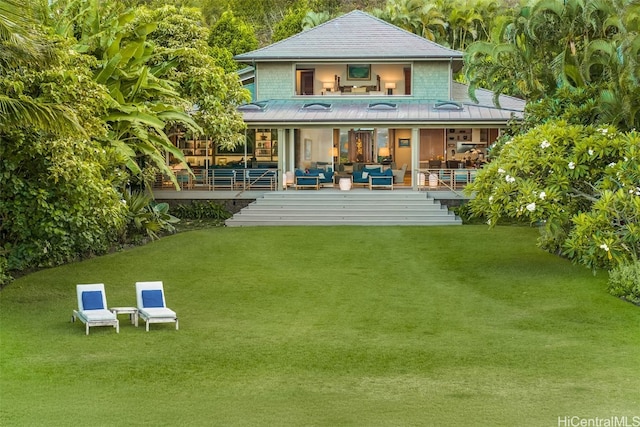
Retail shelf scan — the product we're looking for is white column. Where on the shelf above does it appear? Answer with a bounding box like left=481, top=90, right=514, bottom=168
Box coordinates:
left=288, top=129, right=295, bottom=170
left=411, top=127, right=420, bottom=190
left=277, top=128, right=286, bottom=191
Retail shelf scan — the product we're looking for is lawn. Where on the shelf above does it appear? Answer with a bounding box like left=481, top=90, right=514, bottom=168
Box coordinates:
left=1, top=226, right=638, bottom=426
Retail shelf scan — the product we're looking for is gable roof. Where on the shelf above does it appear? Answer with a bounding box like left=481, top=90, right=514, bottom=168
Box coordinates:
left=235, top=10, right=463, bottom=63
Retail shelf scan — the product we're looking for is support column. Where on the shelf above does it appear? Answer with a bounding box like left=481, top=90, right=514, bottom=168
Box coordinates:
left=288, top=129, right=295, bottom=171
left=277, top=128, right=286, bottom=191
left=411, top=127, right=420, bottom=190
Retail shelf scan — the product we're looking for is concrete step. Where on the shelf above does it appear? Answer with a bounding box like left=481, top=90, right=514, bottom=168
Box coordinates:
left=245, top=204, right=446, bottom=211
left=226, top=190, right=461, bottom=226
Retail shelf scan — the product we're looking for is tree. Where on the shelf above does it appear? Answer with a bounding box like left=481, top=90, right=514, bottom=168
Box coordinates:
left=301, top=10, right=331, bottom=30
left=466, top=121, right=640, bottom=270
left=137, top=5, right=251, bottom=151
left=446, top=2, right=483, bottom=50
left=465, top=0, right=640, bottom=125
left=272, top=1, right=310, bottom=42
left=46, top=0, right=200, bottom=189
left=208, top=10, right=258, bottom=62
left=0, top=0, right=82, bottom=135
left=1, top=37, right=128, bottom=272
left=372, top=0, right=447, bottom=42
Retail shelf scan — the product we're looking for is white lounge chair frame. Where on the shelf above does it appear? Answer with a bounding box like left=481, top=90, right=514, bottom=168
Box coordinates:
left=72, top=284, right=119, bottom=335
left=135, top=281, right=179, bottom=331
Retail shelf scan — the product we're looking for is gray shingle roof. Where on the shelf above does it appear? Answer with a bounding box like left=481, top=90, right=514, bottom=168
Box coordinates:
left=235, top=10, right=463, bottom=62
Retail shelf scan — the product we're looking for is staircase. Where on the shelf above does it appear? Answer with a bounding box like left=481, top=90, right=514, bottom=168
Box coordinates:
left=225, top=190, right=462, bottom=226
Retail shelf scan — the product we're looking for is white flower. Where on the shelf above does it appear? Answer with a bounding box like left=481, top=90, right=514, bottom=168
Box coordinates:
left=526, top=202, right=536, bottom=212
left=489, top=196, right=494, bottom=203
left=487, top=219, right=492, bottom=225
left=498, top=168, right=506, bottom=174
left=505, top=139, right=513, bottom=145
left=505, top=175, right=516, bottom=183
left=598, top=128, right=608, bottom=134
left=539, top=191, right=546, bottom=200
left=540, top=140, right=550, bottom=149
left=588, top=149, right=594, bottom=156
left=600, top=243, right=610, bottom=252
left=608, top=162, right=616, bottom=168
left=120, top=199, right=126, bottom=205
left=568, top=162, right=575, bottom=170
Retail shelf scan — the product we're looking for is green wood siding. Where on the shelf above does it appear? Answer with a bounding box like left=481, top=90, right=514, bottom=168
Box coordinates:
left=412, top=62, right=450, bottom=99
left=257, top=63, right=294, bottom=99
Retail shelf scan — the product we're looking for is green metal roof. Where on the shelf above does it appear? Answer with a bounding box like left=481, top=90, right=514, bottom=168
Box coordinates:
left=238, top=83, right=524, bottom=127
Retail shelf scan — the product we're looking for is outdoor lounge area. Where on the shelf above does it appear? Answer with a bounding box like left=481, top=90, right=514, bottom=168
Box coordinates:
left=153, top=164, right=479, bottom=193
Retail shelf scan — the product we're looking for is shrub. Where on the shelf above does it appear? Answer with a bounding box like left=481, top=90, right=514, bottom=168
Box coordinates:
left=466, top=122, right=640, bottom=270
left=123, top=191, right=180, bottom=241
left=173, top=201, right=231, bottom=222
left=607, top=262, right=640, bottom=305
left=0, top=255, right=12, bottom=289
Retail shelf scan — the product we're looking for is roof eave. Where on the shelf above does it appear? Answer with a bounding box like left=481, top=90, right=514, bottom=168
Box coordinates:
left=240, top=117, right=521, bottom=127
left=235, top=56, right=463, bottom=63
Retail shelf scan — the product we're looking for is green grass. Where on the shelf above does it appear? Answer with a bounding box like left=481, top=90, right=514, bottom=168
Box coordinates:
left=1, top=226, right=639, bottom=426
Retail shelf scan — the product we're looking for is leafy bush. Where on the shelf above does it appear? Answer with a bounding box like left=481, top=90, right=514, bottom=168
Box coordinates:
left=173, top=201, right=231, bottom=222
left=123, top=191, right=180, bottom=241
left=0, top=255, right=12, bottom=289
left=608, top=262, right=640, bottom=305
left=466, top=121, right=640, bottom=270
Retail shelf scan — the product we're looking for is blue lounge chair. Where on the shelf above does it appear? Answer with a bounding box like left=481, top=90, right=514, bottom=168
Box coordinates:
left=72, top=284, right=119, bottom=335
left=135, top=281, right=179, bottom=331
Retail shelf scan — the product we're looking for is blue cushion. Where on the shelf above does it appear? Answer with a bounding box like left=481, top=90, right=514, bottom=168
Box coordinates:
left=142, top=290, right=164, bottom=308
left=385, top=168, right=393, bottom=176
left=352, top=171, right=368, bottom=183
left=82, top=291, right=104, bottom=310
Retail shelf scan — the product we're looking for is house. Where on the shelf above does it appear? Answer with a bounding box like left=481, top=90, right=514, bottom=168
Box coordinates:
left=177, top=10, right=524, bottom=190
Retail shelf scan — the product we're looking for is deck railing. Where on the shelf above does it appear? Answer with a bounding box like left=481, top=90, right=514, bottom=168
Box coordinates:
left=415, top=168, right=478, bottom=194
left=155, top=168, right=279, bottom=191
left=154, top=167, right=478, bottom=192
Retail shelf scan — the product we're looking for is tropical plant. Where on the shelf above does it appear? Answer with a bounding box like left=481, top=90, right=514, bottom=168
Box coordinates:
left=45, top=0, right=201, bottom=189
left=272, top=0, right=311, bottom=42
left=123, top=190, right=179, bottom=241
left=301, top=10, right=331, bottom=30
left=372, top=0, right=447, bottom=42
left=465, top=0, right=640, bottom=130
left=137, top=5, right=251, bottom=151
left=208, top=10, right=258, bottom=61
left=0, top=23, right=128, bottom=274
left=607, top=261, right=640, bottom=305
left=466, top=121, right=640, bottom=270
left=0, top=0, right=82, bottom=134
left=446, top=2, right=483, bottom=50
